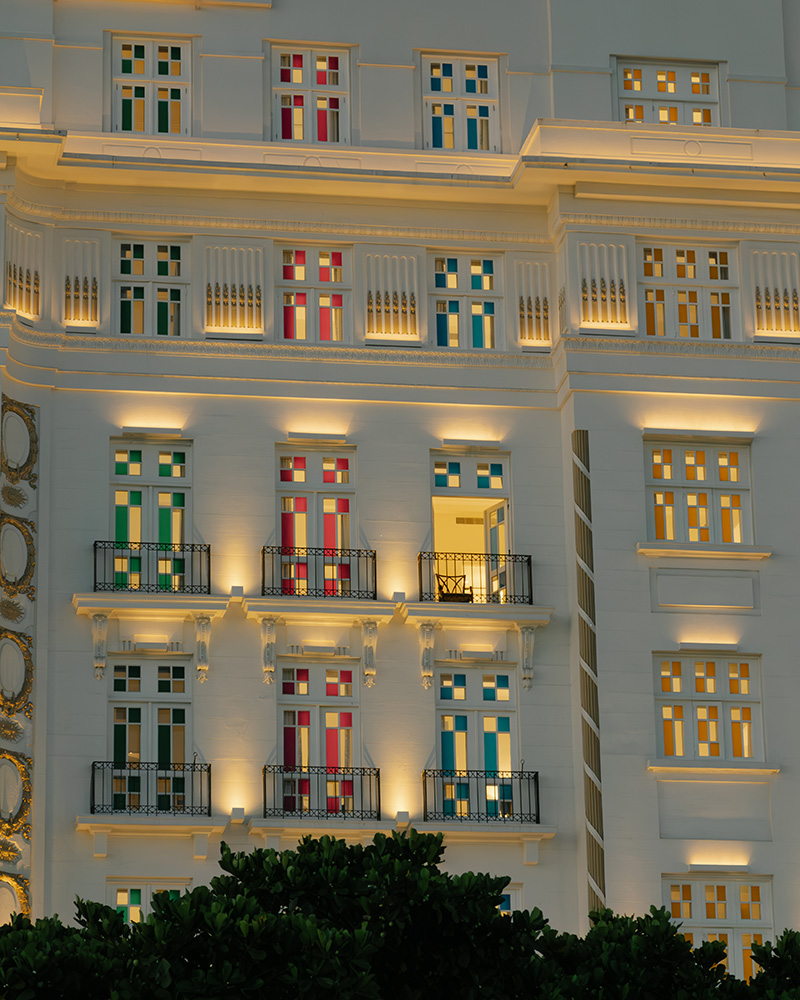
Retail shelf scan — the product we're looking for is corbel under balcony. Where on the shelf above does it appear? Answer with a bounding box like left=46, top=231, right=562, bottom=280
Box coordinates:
left=76, top=815, right=228, bottom=860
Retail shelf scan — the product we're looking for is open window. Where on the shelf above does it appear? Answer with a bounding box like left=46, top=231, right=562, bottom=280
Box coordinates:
left=420, top=453, right=531, bottom=605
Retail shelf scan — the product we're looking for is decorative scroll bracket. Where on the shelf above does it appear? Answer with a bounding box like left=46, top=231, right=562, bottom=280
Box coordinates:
left=260, top=616, right=278, bottom=684
left=194, top=615, right=212, bottom=682
left=360, top=619, right=378, bottom=687
left=418, top=622, right=436, bottom=689
left=92, top=614, right=108, bottom=681
left=517, top=626, right=536, bottom=690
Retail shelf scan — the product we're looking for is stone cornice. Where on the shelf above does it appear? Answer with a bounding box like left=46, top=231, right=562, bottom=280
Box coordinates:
left=555, top=333, right=800, bottom=363
left=10, top=319, right=553, bottom=369
left=555, top=211, right=800, bottom=240
left=6, top=192, right=552, bottom=246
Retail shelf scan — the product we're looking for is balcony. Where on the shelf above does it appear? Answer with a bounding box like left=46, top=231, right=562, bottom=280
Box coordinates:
left=90, top=761, right=212, bottom=816
left=422, top=769, right=540, bottom=823
left=94, top=541, right=211, bottom=594
left=262, top=545, right=377, bottom=599
left=418, top=552, right=533, bottom=604
left=263, top=764, right=381, bottom=820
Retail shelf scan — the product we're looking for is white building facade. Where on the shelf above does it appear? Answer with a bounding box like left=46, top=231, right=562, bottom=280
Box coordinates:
left=0, top=0, right=798, bottom=977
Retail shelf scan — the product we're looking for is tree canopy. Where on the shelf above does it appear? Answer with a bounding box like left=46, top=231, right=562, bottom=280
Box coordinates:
left=0, top=830, right=799, bottom=999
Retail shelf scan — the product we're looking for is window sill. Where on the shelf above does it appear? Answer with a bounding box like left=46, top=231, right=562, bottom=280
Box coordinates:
left=636, top=541, right=771, bottom=560
left=647, top=759, right=779, bottom=776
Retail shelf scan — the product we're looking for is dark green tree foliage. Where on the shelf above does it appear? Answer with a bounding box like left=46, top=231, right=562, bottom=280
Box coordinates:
left=1, top=830, right=800, bottom=999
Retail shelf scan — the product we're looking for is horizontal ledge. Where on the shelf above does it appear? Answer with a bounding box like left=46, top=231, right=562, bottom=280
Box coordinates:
left=120, top=426, right=183, bottom=438
left=441, top=438, right=503, bottom=450
left=687, top=864, right=752, bottom=873
left=401, top=602, right=553, bottom=628
left=636, top=542, right=771, bottom=560
left=247, top=818, right=557, bottom=844
left=647, top=759, right=780, bottom=776
left=642, top=427, right=756, bottom=443
left=76, top=815, right=227, bottom=835
left=244, top=597, right=397, bottom=623
left=677, top=642, right=739, bottom=652
left=73, top=594, right=230, bottom=619
left=286, top=431, right=347, bottom=444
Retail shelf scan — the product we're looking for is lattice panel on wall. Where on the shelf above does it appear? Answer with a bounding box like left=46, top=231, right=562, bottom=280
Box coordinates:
left=753, top=250, right=800, bottom=335
left=516, top=260, right=550, bottom=343
left=364, top=253, right=418, bottom=337
left=578, top=242, right=629, bottom=327
left=4, top=222, right=42, bottom=320
left=572, top=429, right=606, bottom=914
left=63, top=239, right=100, bottom=326
left=205, top=246, right=263, bottom=332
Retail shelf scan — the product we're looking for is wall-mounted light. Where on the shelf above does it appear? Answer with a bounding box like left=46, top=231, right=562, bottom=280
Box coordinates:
left=229, top=586, right=244, bottom=604
left=230, top=807, right=245, bottom=825
left=395, top=811, right=410, bottom=830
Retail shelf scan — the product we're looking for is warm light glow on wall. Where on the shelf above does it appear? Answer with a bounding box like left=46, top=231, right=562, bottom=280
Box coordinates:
left=688, top=847, right=751, bottom=867
left=678, top=630, right=742, bottom=647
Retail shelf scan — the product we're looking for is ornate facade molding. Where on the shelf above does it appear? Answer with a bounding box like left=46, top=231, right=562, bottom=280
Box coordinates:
left=92, top=614, right=108, bottom=681
left=517, top=626, right=536, bottom=691
left=360, top=619, right=378, bottom=687
left=260, top=616, right=278, bottom=683
left=6, top=192, right=552, bottom=246
left=0, top=749, right=32, bottom=839
left=0, top=629, right=33, bottom=717
left=557, top=333, right=800, bottom=363
left=0, top=871, right=29, bottom=917
left=9, top=320, right=553, bottom=370
left=1, top=396, right=39, bottom=489
left=194, top=615, right=212, bottom=681
left=0, top=512, right=36, bottom=600
left=418, top=622, right=436, bottom=689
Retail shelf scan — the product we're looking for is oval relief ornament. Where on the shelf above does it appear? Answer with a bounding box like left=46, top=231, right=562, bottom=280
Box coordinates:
left=0, top=514, right=35, bottom=600
left=0, top=397, right=38, bottom=489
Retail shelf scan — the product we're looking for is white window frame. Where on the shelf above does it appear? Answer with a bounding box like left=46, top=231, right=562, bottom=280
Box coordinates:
left=421, top=55, right=500, bottom=153
left=113, top=240, right=190, bottom=338
left=276, top=245, right=351, bottom=343
left=428, top=253, right=503, bottom=350
left=616, top=60, right=719, bottom=127
left=108, top=879, right=191, bottom=923
left=654, top=653, right=763, bottom=762
left=271, top=45, right=350, bottom=144
left=637, top=242, right=738, bottom=341
left=663, top=875, right=772, bottom=980
left=111, top=37, right=192, bottom=136
left=644, top=440, right=752, bottom=546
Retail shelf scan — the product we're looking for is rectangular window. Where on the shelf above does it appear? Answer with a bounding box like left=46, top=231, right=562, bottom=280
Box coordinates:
left=422, top=56, right=499, bottom=152
left=114, top=241, right=189, bottom=337
left=110, top=881, right=188, bottom=922
left=112, top=39, right=191, bottom=135
left=655, top=655, right=762, bottom=761
left=639, top=244, right=737, bottom=340
left=272, top=47, right=350, bottom=144
left=663, top=877, right=771, bottom=981
left=428, top=451, right=517, bottom=603
left=645, top=441, right=750, bottom=545
left=279, top=663, right=359, bottom=815
left=111, top=441, right=191, bottom=590
left=276, top=449, right=356, bottom=597
left=108, top=660, right=193, bottom=813
left=618, top=61, right=719, bottom=126
left=435, top=667, right=516, bottom=819
left=277, top=247, right=349, bottom=342
left=429, top=254, right=501, bottom=349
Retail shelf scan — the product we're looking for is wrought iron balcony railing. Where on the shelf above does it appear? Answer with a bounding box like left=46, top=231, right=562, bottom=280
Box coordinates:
left=262, top=545, right=377, bottom=599
left=422, top=768, right=540, bottom=823
left=418, top=551, right=533, bottom=604
left=91, top=761, right=212, bottom=816
left=263, top=764, right=381, bottom=820
left=94, top=541, right=211, bottom=594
